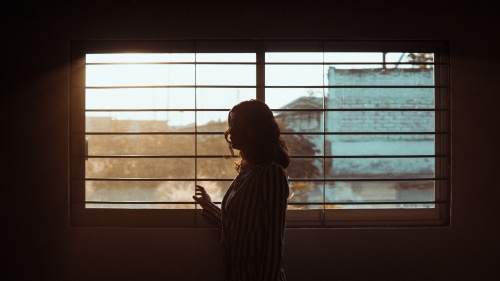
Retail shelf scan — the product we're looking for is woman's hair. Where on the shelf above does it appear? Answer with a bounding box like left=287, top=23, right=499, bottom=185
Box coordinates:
left=224, top=99, right=290, bottom=171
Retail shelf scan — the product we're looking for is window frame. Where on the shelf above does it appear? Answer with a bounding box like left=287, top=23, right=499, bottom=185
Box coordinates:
left=69, top=39, right=450, bottom=228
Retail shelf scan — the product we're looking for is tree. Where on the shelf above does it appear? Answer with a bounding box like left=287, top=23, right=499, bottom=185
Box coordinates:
left=86, top=115, right=321, bottom=209
left=406, top=53, right=433, bottom=69
left=276, top=118, right=321, bottom=209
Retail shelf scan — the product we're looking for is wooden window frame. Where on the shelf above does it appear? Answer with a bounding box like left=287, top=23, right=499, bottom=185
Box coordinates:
left=69, top=39, right=450, bottom=228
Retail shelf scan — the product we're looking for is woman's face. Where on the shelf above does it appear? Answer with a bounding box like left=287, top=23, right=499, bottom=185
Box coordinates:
left=228, top=112, right=248, bottom=150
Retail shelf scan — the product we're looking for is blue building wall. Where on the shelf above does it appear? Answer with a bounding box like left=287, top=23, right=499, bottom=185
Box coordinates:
left=326, top=67, right=435, bottom=178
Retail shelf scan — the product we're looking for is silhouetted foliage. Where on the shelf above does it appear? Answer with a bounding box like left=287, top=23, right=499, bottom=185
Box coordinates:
left=86, top=117, right=320, bottom=207
left=407, top=53, right=433, bottom=69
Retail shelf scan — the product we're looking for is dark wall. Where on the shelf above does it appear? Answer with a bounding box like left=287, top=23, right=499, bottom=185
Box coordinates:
left=5, top=1, right=499, bottom=280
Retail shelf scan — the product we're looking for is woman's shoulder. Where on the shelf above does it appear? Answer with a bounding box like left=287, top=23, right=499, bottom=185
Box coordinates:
left=253, top=161, right=287, bottom=177
left=254, top=162, right=289, bottom=196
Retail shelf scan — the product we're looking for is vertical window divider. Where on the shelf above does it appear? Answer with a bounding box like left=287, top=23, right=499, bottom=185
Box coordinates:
left=194, top=47, right=199, bottom=226
left=256, top=48, right=265, bottom=102
left=321, top=41, right=326, bottom=226
left=434, top=50, right=441, bottom=214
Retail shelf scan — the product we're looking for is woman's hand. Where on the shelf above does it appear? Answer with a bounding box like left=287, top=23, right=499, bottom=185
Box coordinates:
left=192, top=185, right=212, bottom=209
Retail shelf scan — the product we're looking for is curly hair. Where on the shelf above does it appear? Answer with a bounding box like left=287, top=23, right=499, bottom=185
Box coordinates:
left=224, top=99, right=290, bottom=172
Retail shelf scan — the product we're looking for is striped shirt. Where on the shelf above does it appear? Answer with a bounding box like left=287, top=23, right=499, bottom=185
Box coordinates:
left=202, top=161, right=289, bottom=281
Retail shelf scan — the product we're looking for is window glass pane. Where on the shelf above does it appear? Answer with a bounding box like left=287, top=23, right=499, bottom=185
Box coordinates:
left=156, top=181, right=197, bottom=205
left=323, top=52, right=383, bottom=63
left=196, top=53, right=255, bottom=62
left=282, top=134, right=324, bottom=156
left=87, top=53, right=195, bottom=63
left=86, top=158, right=195, bottom=178
left=266, top=52, right=323, bottom=63
left=324, top=180, right=435, bottom=209
left=287, top=158, right=324, bottom=179
left=196, top=64, right=256, bottom=86
left=86, top=88, right=195, bottom=110
left=288, top=181, right=324, bottom=205
left=196, top=88, right=255, bottom=109
left=325, top=111, right=435, bottom=132
left=86, top=64, right=195, bottom=86
left=266, top=64, right=324, bottom=86
left=266, top=88, right=324, bottom=109
left=197, top=158, right=238, bottom=179
left=196, top=111, right=228, bottom=131
left=384, top=52, right=434, bottom=65
left=86, top=203, right=195, bottom=209
left=275, top=110, right=324, bottom=133
left=326, top=157, right=435, bottom=179
left=86, top=180, right=196, bottom=209
left=196, top=181, right=232, bottom=202
left=197, top=134, right=230, bottom=155
left=324, top=203, right=434, bottom=210
left=86, top=111, right=196, bottom=132
left=288, top=204, right=323, bottom=211
left=326, top=88, right=435, bottom=109
left=86, top=180, right=194, bottom=201
left=326, top=66, right=434, bottom=86
left=87, top=135, right=195, bottom=156
left=327, top=135, right=435, bottom=156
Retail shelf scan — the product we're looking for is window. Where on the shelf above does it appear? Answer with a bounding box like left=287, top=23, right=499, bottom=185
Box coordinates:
left=70, top=40, right=450, bottom=227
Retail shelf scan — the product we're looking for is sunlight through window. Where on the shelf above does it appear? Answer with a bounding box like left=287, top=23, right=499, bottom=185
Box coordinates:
left=71, top=40, right=450, bottom=227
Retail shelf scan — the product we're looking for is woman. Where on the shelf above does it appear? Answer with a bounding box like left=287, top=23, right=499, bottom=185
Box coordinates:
left=193, top=99, right=290, bottom=281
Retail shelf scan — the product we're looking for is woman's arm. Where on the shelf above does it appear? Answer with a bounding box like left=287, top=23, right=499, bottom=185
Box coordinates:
left=193, top=185, right=222, bottom=228
left=258, top=164, right=289, bottom=281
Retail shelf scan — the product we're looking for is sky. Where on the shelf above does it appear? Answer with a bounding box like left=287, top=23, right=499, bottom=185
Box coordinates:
left=85, top=52, right=422, bottom=125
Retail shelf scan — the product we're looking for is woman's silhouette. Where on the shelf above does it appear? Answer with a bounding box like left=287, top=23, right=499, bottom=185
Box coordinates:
left=193, top=99, right=290, bottom=281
